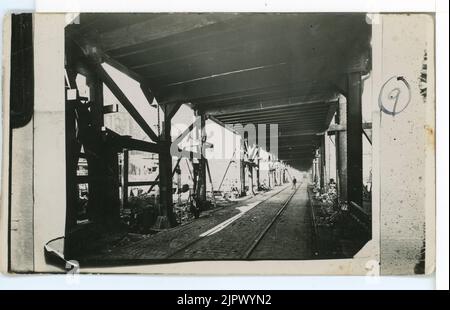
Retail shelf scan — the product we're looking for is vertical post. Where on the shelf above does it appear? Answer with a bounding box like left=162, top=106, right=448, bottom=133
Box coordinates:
left=256, top=147, right=261, bottom=189
left=315, top=156, right=320, bottom=185
left=122, top=149, right=129, bottom=209
left=240, top=134, right=246, bottom=196
left=320, top=134, right=327, bottom=191
left=319, top=150, right=324, bottom=189
left=250, top=165, right=255, bottom=194
left=274, top=166, right=278, bottom=186
left=277, top=166, right=281, bottom=185
left=336, top=95, right=348, bottom=201
left=347, top=72, right=363, bottom=206
left=159, top=108, right=174, bottom=227
left=65, top=68, right=79, bottom=232
left=311, top=159, right=315, bottom=184
left=104, top=147, right=120, bottom=229
left=88, top=75, right=103, bottom=130
left=84, top=73, right=111, bottom=226
left=199, top=113, right=207, bottom=202
left=255, top=126, right=260, bottom=190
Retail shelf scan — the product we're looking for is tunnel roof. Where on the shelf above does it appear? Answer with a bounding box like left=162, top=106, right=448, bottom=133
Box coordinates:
left=68, top=13, right=371, bottom=170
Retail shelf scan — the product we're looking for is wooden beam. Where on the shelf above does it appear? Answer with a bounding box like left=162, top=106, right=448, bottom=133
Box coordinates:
left=216, top=104, right=330, bottom=119
left=154, top=62, right=328, bottom=104
left=205, top=114, right=240, bottom=135
left=199, top=113, right=207, bottom=201
left=140, top=83, right=155, bottom=105
left=202, top=95, right=336, bottom=115
left=194, top=83, right=333, bottom=108
left=122, top=149, right=129, bottom=209
left=278, top=143, right=315, bottom=149
left=154, top=53, right=359, bottom=104
left=347, top=72, right=363, bottom=206
left=158, top=104, right=175, bottom=226
left=138, top=35, right=351, bottom=87
left=116, top=136, right=160, bottom=153
left=221, top=115, right=328, bottom=125
left=103, top=56, right=147, bottom=84
left=128, top=181, right=159, bottom=187
left=323, top=101, right=338, bottom=131
left=278, top=130, right=320, bottom=138
left=328, top=122, right=372, bottom=134
left=94, top=63, right=160, bottom=142
left=164, top=102, right=182, bottom=120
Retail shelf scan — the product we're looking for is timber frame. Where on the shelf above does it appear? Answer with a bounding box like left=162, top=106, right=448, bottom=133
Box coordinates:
left=63, top=13, right=373, bottom=253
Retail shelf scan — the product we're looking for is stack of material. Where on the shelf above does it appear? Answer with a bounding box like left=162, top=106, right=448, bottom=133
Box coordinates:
left=121, top=195, right=159, bottom=233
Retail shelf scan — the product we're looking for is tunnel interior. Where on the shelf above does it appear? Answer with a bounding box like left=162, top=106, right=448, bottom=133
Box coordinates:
left=61, top=13, right=372, bottom=263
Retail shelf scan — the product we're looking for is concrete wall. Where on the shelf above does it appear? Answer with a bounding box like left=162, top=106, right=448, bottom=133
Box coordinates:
left=376, top=14, right=435, bottom=275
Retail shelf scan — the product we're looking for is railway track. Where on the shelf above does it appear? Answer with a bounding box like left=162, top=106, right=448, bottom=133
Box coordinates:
left=165, top=183, right=300, bottom=260
left=243, top=184, right=300, bottom=259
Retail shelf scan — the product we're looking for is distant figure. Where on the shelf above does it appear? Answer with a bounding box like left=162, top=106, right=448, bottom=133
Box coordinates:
left=292, top=177, right=297, bottom=190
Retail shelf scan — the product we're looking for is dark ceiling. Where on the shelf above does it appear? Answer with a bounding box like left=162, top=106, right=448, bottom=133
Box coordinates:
left=68, top=13, right=371, bottom=170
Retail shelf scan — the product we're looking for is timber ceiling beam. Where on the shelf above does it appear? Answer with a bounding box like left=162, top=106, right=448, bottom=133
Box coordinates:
left=202, top=95, right=337, bottom=116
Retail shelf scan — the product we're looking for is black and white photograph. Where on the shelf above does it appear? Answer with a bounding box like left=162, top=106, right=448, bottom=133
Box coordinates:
left=58, top=13, right=374, bottom=265
left=2, top=7, right=439, bottom=280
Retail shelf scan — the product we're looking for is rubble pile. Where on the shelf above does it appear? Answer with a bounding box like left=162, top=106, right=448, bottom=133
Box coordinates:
left=121, top=195, right=159, bottom=233
left=311, top=183, right=344, bottom=227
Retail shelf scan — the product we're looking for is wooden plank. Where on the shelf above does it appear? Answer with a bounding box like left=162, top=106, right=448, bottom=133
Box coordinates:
left=195, top=83, right=334, bottom=109
left=154, top=57, right=346, bottom=105
left=128, top=181, right=158, bottom=187
left=278, top=143, right=315, bottom=149
left=103, top=56, right=147, bottom=84
left=103, top=104, right=118, bottom=114
left=107, top=13, right=281, bottom=58
left=278, top=130, right=319, bottom=137
left=100, top=13, right=240, bottom=52
left=115, top=136, right=160, bottom=154
left=138, top=36, right=351, bottom=87
left=219, top=113, right=328, bottom=124
left=215, top=104, right=331, bottom=120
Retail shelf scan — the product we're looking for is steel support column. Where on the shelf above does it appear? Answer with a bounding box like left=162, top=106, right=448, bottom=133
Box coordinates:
left=346, top=72, right=363, bottom=206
